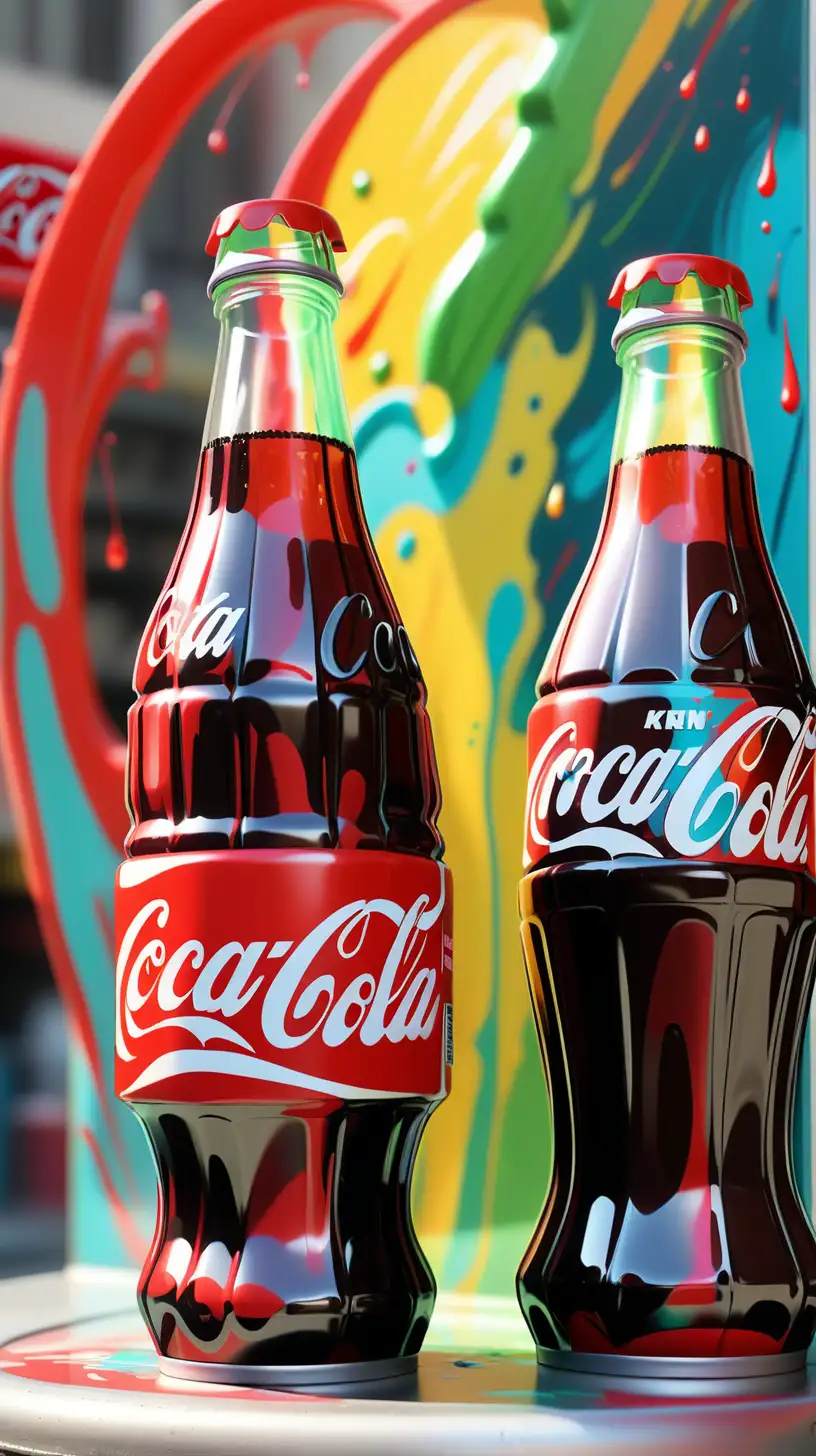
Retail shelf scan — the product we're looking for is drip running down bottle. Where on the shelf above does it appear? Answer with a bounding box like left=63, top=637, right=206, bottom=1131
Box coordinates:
left=518, top=254, right=816, bottom=1383
left=115, top=198, right=453, bottom=1386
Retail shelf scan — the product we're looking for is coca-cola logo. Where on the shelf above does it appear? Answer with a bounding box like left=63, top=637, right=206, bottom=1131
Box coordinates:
left=0, top=163, right=70, bottom=265
left=524, top=703, right=816, bottom=868
left=146, top=588, right=245, bottom=667
left=320, top=593, right=420, bottom=683
left=116, top=862, right=450, bottom=1101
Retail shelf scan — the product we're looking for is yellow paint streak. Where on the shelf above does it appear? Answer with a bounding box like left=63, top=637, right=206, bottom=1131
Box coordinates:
left=375, top=306, right=596, bottom=1279
left=572, top=0, right=690, bottom=198
left=540, top=199, right=595, bottom=288
left=325, top=0, right=547, bottom=410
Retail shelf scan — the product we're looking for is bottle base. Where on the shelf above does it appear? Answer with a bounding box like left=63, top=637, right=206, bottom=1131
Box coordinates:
left=537, top=1346, right=804, bottom=1390
left=158, top=1353, right=418, bottom=1389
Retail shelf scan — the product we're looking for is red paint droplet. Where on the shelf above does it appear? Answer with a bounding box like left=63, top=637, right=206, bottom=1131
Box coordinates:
left=405, top=459, right=417, bottom=475
left=105, top=532, right=128, bottom=571
left=761, top=219, right=772, bottom=234
left=206, top=54, right=265, bottom=160
left=757, top=114, right=780, bottom=197
left=736, top=87, right=750, bottom=112
left=296, top=70, right=311, bottom=89
left=781, top=320, right=800, bottom=413
left=207, top=128, right=228, bottom=155
left=680, top=69, right=697, bottom=99
left=662, top=59, right=674, bottom=71
left=740, top=74, right=750, bottom=86
left=694, top=125, right=710, bottom=152
left=740, top=43, right=750, bottom=54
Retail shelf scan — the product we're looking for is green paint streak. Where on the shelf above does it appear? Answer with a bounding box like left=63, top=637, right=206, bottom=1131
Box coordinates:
left=419, top=0, right=653, bottom=413
left=480, top=1015, right=551, bottom=1294
left=600, top=119, right=687, bottom=248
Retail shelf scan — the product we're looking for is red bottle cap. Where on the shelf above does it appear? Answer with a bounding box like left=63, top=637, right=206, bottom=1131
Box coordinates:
left=206, top=198, right=346, bottom=255
left=608, top=254, right=752, bottom=310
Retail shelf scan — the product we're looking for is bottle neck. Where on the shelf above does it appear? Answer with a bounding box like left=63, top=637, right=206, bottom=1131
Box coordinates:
left=203, top=272, right=353, bottom=447
left=611, top=322, right=751, bottom=464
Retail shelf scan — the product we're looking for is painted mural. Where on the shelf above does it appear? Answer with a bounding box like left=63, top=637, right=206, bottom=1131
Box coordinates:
left=0, top=0, right=808, bottom=1304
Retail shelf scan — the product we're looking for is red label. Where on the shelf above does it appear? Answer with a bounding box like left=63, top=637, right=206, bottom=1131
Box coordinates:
left=524, top=687, right=816, bottom=873
left=115, top=851, right=453, bottom=1104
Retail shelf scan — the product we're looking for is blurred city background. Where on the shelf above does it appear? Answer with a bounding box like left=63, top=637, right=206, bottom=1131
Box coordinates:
left=0, top=0, right=387, bottom=1275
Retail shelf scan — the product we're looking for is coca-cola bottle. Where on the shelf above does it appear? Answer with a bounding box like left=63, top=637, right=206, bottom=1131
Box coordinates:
left=114, top=198, right=453, bottom=1386
left=518, top=254, right=816, bottom=1380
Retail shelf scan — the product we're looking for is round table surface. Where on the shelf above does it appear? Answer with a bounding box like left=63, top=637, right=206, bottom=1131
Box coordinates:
left=0, top=1270, right=815, bottom=1454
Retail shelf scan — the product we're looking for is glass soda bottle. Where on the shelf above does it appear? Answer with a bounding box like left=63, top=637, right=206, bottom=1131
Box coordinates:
left=518, top=254, right=816, bottom=1381
left=114, top=198, right=453, bottom=1386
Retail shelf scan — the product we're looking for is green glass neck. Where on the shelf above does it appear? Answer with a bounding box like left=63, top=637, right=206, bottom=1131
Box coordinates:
left=203, top=272, right=353, bottom=447
left=611, top=323, right=751, bottom=463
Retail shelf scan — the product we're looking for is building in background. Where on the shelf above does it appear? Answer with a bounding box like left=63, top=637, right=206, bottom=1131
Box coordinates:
left=0, top=0, right=386, bottom=1271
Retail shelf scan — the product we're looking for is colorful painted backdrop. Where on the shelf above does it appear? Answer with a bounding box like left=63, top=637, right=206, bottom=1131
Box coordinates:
left=0, top=0, right=809, bottom=1297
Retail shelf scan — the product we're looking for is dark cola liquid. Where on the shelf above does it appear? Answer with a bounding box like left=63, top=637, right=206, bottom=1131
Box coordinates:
left=139, top=1100, right=435, bottom=1365
left=126, top=429, right=442, bottom=860
left=519, top=447, right=816, bottom=1361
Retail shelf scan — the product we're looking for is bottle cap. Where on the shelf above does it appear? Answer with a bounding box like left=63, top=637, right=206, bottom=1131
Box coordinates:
left=205, top=197, right=346, bottom=299
left=608, top=253, right=752, bottom=352
left=608, top=254, right=752, bottom=310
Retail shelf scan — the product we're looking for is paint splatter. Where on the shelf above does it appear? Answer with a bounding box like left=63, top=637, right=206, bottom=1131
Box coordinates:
left=757, top=114, right=780, bottom=197
left=678, top=0, right=743, bottom=103
left=781, top=320, right=801, bottom=413
left=694, top=125, right=711, bottom=152
left=543, top=541, right=579, bottom=601
left=97, top=432, right=127, bottom=572
left=528, top=395, right=542, bottom=412
left=545, top=482, right=565, bottom=518
left=104, top=533, right=128, bottom=571
left=405, top=459, right=417, bottom=475
left=296, top=71, right=311, bottom=90
left=396, top=531, right=417, bottom=560
left=761, top=220, right=772, bottom=234
left=352, top=169, right=372, bottom=197
left=768, top=251, right=782, bottom=301
left=736, top=87, right=750, bottom=112
left=369, top=350, right=392, bottom=384
left=207, top=55, right=265, bottom=155
left=508, top=453, right=526, bottom=476
left=662, top=60, right=674, bottom=72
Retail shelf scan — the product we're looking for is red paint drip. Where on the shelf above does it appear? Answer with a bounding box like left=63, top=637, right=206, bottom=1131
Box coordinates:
left=97, top=431, right=128, bottom=571
left=761, top=219, right=771, bottom=234
left=679, top=0, right=742, bottom=101
left=757, top=113, right=780, bottom=197
left=680, top=70, right=697, bottom=99
left=611, top=97, right=673, bottom=186
left=208, top=54, right=266, bottom=155
left=768, top=251, right=782, bottom=301
left=345, top=260, right=405, bottom=357
left=543, top=541, right=579, bottom=601
left=735, top=86, right=750, bottom=112
left=694, top=124, right=711, bottom=152
left=781, top=319, right=800, bottom=413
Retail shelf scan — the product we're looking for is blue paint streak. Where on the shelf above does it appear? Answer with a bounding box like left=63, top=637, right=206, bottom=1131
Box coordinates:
left=13, top=387, right=62, bottom=613
left=715, top=124, right=808, bottom=637
left=561, top=394, right=618, bottom=502
left=443, top=584, right=525, bottom=1288
left=16, top=625, right=152, bottom=1265
left=354, top=362, right=506, bottom=536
